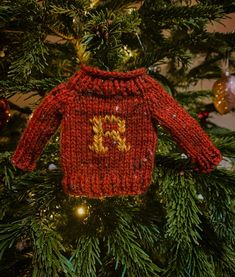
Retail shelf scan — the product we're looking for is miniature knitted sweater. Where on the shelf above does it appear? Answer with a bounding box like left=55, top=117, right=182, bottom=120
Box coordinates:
left=11, top=65, right=222, bottom=198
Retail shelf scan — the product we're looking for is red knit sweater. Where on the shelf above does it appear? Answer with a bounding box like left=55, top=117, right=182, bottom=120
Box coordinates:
left=11, top=65, right=222, bottom=198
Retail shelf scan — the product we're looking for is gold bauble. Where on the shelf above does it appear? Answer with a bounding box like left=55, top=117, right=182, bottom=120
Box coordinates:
left=212, top=74, right=235, bottom=115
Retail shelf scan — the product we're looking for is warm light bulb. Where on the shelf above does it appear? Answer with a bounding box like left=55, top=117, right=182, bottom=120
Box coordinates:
left=90, top=0, right=100, bottom=8
left=75, top=204, right=89, bottom=219
left=77, top=206, right=85, bottom=216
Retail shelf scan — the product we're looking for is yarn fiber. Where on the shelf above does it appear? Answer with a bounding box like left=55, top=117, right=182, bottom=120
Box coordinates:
left=11, top=65, right=222, bottom=198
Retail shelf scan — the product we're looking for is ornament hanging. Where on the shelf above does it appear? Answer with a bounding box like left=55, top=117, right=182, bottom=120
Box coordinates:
left=212, top=72, right=235, bottom=115
left=11, top=65, right=222, bottom=198
left=197, top=110, right=209, bottom=125
left=0, top=98, right=11, bottom=130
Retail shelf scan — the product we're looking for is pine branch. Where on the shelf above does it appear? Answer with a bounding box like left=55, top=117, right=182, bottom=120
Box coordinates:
left=104, top=208, right=161, bottom=277
left=8, top=36, right=49, bottom=81
left=158, top=165, right=235, bottom=276
left=141, top=4, right=226, bottom=26
left=176, top=90, right=211, bottom=104
left=195, top=36, right=233, bottom=58
left=0, top=152, right=16, bottom=190
left=83, top=9, right=141, bottom=69
left=0, top=77, right=65, bottom=96
left=31, top=219, right=74, bottom=277
left=200, top=0, right=235, bottom=13
left=162, top=245, right=215, bottom=277
left=214, top=137, right=235, bottom=158
left=213, top=245, right=235, bottom=277
left=94, top=0, right=143, bottom=12
left=0, top=3, right=13, bottom=28
left=71, top=235, right=101, bottom=277
left=130, top=207, right=161, bottom=252
left=159, top=170, right=202, bottom=246
left=0, top=220, right=27, bottom=260
left=48, top=0, right=89, bottom=13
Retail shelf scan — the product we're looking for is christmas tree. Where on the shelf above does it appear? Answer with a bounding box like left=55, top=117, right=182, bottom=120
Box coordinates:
left=1, top=0, right=235, bottom=276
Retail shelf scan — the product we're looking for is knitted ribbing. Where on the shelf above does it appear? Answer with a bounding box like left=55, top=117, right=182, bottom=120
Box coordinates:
left=67, top=65, right=146, bottom=96
left=11, top=65, right=222, bottom=198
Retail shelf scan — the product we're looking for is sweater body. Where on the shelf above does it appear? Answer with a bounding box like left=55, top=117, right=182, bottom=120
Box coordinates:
left=61, top=94, right=156, bottom=197
left=11, top=65, right=222, bottom=198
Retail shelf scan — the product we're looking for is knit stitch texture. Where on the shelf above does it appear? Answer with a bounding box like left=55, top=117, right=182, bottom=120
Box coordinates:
left=11, top=65, right=222, bottom=198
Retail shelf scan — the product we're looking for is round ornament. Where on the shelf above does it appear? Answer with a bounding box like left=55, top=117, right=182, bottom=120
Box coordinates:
left=212, top=73, right=235, bottom=114
left=0, top=98, right=11, bottom=129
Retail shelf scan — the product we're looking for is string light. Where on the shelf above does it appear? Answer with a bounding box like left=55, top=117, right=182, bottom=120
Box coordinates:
left=123, top=45, right=135, bottom=58
left=128, top=8, right=134, bottom=14
left=90, top=0, right=100, bottom=9
left=75, top=204, right=90, bottom=219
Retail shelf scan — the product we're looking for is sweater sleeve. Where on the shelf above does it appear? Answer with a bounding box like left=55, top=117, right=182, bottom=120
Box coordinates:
left=11, top=84, right=65, bottom=171
left=144, top=76, right=222, bottom=173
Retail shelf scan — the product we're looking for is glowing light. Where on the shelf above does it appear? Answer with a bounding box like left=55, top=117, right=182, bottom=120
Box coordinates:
left=90, top=0, right=100, bottom=8
left=75, top=204, right=89, bottom=218
left=77, top=206, right=85, bottom=216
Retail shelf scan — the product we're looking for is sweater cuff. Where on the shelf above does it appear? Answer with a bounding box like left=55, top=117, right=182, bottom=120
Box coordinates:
left=194, top=147, right=222, bottom=174
left=11, top=153, right=36, bottom=172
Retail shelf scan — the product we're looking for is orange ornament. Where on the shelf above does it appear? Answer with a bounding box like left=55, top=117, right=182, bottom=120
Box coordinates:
left=212, top=74, right=235, bottom=115
left=0, top=98, right=11, bottom=130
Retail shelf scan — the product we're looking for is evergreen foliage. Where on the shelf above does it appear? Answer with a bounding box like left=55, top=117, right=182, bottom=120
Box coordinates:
left=0, top=0, right=235, bottom=276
